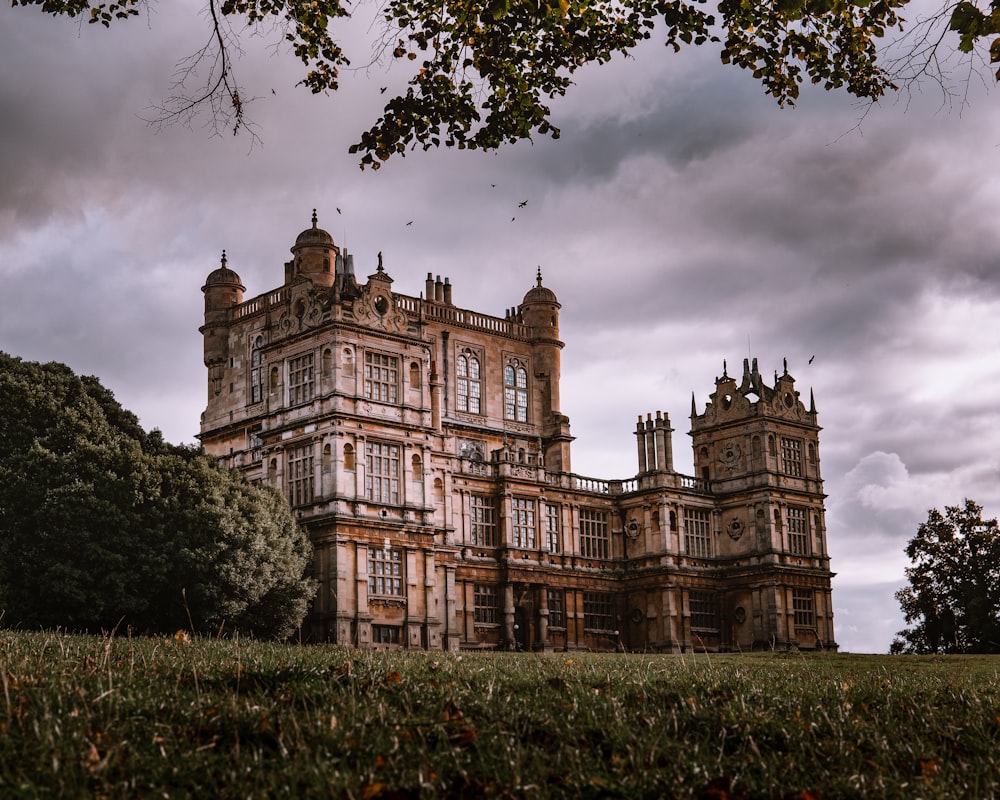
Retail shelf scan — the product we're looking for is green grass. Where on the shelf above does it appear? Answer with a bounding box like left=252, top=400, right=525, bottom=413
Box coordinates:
left=1, top=632, right=998, bottom=798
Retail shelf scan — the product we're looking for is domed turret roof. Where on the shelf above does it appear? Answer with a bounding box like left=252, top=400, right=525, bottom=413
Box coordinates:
left=204, top=250, right=244, bottom=286
left=522, top=268, right=558, bottom=304
left=294, top=209, right=334, bottom=247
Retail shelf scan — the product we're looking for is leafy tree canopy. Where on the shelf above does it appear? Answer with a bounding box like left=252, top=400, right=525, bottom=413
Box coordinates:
left=891, top=499, right=1000, bottom=654
left=12, top=0, right=991, bottom=168
left=0, top=353, right=315, bottom=639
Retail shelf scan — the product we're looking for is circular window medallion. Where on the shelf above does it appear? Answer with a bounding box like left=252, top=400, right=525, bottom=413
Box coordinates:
left=373, top=295, right=390, bottom=315
left=734, top=606, right=747, bottom=625
left=718, top=441, right=742, bottom=466
left=727, top=517, right=744, bottom=540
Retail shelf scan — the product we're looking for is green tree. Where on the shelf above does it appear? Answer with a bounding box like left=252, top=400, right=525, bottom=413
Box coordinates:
left=0, top=353, right=315, bottom=638
left=12, top=0, right=988, bottom=168
left=891, top=499, right=1000, bottom=654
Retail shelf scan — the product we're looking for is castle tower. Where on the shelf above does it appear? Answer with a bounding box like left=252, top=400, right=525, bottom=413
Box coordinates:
left=689, top=357, right=834, bottom=651
left=518, top=269, right=573, bottom=472
left=287, top=209, right=338, bottom=288
left=200, top=251, right=245, bottom=400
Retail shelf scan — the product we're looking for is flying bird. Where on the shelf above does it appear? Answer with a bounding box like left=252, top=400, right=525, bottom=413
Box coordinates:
left=380, top=87, right=387, bottom=94
left=518, top=200, right=528, bottom=208
left=337, top=207, right=342, bottom=214
left=491, top=184, right=496, bottom=188
left=406, top=220, right=413, bottom=226
left=511, top=217, right=516, bottom=222
left=808, top=355, right=815, bottom=364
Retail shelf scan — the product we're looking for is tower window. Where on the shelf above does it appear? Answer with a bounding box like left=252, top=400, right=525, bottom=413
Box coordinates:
left=287, top=444, right=314, bottom=506
left=474, top=584, right=498, bottom=625
left=369, top=547, right=404, bottom=597
left=364, top=351, right=399, bottom=404
left=470, top=494, right=496, bottom=547
left=504, top=359, right=528, bottom=422
left=684, top=508, right=712, bottom=559
left=365, top=441, right=400, bottom=504
left=689, top=591, right=719, bottom=631
left=545, top=504, right=560, bottom=553
left=793, top=588, right=815, bottom=627
left=579, top=509, right=609, bottom=559
left=288, top=353, right=315, bottom=406
left=457, top=349, right=482, bottom=414
left=511, top=498, right=536, bottom=549
left=780, top=437, right=803, bottom=477
left=787, top=507, right=809, bottom=555
left=547, top=589, right=564, bottom=628
left=583, top=592, right=615, bottom=632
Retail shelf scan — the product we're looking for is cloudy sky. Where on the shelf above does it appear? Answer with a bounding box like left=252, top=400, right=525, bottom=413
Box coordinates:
left=3, top=1, right=999, bottom=653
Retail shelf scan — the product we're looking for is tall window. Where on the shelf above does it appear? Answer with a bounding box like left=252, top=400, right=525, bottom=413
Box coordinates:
left=249, top=336, right=265, bottom=404
left=365, top=441, right=400, bottom=504
left=793, top=588, right=815, bottom=627
left=288, top=353, right=315, bottom=405
left=364, top=351, right=399, bottom=404
left=474, top=584, right=498, bottom=624
left=545, top=504, right=561, bottom=553
left=579, top=509, right=610, bottom=559
left=684, top=508, right=712, bottom=558
left=470, top=495, right=496, bottom=546
left=369, top=547, right=404, bottom=597
left=787, top=507, right=809, bottom=555
left=456, top=349, right=482, bottom=414
left=511, top=498, right=536, bottom=548
left=689, top=591, right=719, bottom=631
left=372, top=625, right=401, bottom=645
left=781, top=437, right=803, bottom=477
left=504, top=359, right=528, bottom=422
left=287, top=444, right=314, bottom=506
left=583, top=593, right=615, bottom=631
left=547, top=589, right=564, bottom=628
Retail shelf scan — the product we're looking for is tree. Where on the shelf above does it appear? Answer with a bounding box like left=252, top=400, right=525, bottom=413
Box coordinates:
left=13, top=0, right=989, bottom=169
left=0, top=353, right=315, bottom=638
left=891, top=499, right=1000, bottom=654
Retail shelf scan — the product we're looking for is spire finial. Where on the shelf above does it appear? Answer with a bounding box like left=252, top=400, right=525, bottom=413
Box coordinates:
left=221, top=249, right=227, bottom=267
left=311, top=208, right=318, bottom=228
left=536, top=266, right=543, bottom=286
left=783, top=357, right=788, bottom=376
left=722, top=359, right=728, bottom=379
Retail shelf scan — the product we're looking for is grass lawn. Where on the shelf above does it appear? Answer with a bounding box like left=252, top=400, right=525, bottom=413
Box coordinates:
left=1, top=631, right=998, bottom=798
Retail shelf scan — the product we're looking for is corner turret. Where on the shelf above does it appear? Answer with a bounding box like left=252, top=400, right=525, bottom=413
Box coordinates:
left=287, top=209, right=338, bottom=288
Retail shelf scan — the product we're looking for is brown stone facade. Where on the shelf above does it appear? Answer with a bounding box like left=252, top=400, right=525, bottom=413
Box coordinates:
left=198, top=214, right=836, bottom=652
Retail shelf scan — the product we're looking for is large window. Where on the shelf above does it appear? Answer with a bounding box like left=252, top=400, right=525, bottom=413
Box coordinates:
left=580, top=509, right=610, bottom=559
left=365, top=441, right=400, bottom=504
left=781, top=437, right=803, bottom=477
left=689, top=591, right=719, bottom=631
left=545, top=504, right=560, bottom=553
left=470, top=495, right=496, bottom=546
left=793, top=588, right=815, bottom=627
left=787, top=507, right=809, bottom=555
left=371, top=625, right=401, bottom=645
left=368, top=547, right=404, bottom=597
left=583, top=593, right=615, bottom=632
left=456, top=349, right=482, bottom=414
left=504, top=359, right=528, bottom=422
left=684, top=508, right=712, bottom=558
left=474, top=584, right=498, bottom=624
left=547, top=589, right=564, bottom=628
left=287, top=444, right=314, bottom=506
left=512, top=498, right=536, bottom=549
left=364, top=351, right=399, bottom=404
left=288, top=353, right=315, bottom=406
left=250, top=336, right=265, bottom=404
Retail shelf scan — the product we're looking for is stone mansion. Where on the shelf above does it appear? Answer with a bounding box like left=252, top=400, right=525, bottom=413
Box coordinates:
left=198, top=212, right=837, bottom=652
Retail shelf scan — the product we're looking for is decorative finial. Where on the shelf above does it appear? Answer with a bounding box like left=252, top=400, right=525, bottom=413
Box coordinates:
left=377, top=251, right=384, bottom=272
left=536, top=266, right=543, bottom=286
left=783, top=357, right=788, bottom=375
left=311, top=209, right=318, bottom=228
left=722, top=359, right=728, bottom=379
left=221, top=250, right=227, bottom=267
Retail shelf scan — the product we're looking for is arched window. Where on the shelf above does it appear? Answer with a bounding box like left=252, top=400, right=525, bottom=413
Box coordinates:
left=344, top=444, right=356, bottom=471
left=504, top=359, right=528, bottom=422
left=268, top=458, right=278, bottom=485
left=343, top=348, right=355, bottom=378
left=409, top=361, right=421, bottom=391
left=323, top=443, right=332, bottom=472
left=411, top=454, right=423, bottom=481
left=768, top=435, right=776, bottom=456
left=269, top=366, right=279, bottom=394
left=323, top=348, right=333, bottom=378
left=456, top=349, right=481, bottom=413
left=249, top=336, right=265, bottom=404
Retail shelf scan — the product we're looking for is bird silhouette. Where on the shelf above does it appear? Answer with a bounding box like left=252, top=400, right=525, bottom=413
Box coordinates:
left=406, top=220, right=413, bottom=226
left=491, top=184, right=496, bottom=188
left=380, top=87, right=387, bottom=94
left=808, top=355, right=815, bottom=364
left=518, top=200, right=528, bottom=208
left=511, top=216, right=516, bottom=222
left=337, top=207, right=342, bottom=214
